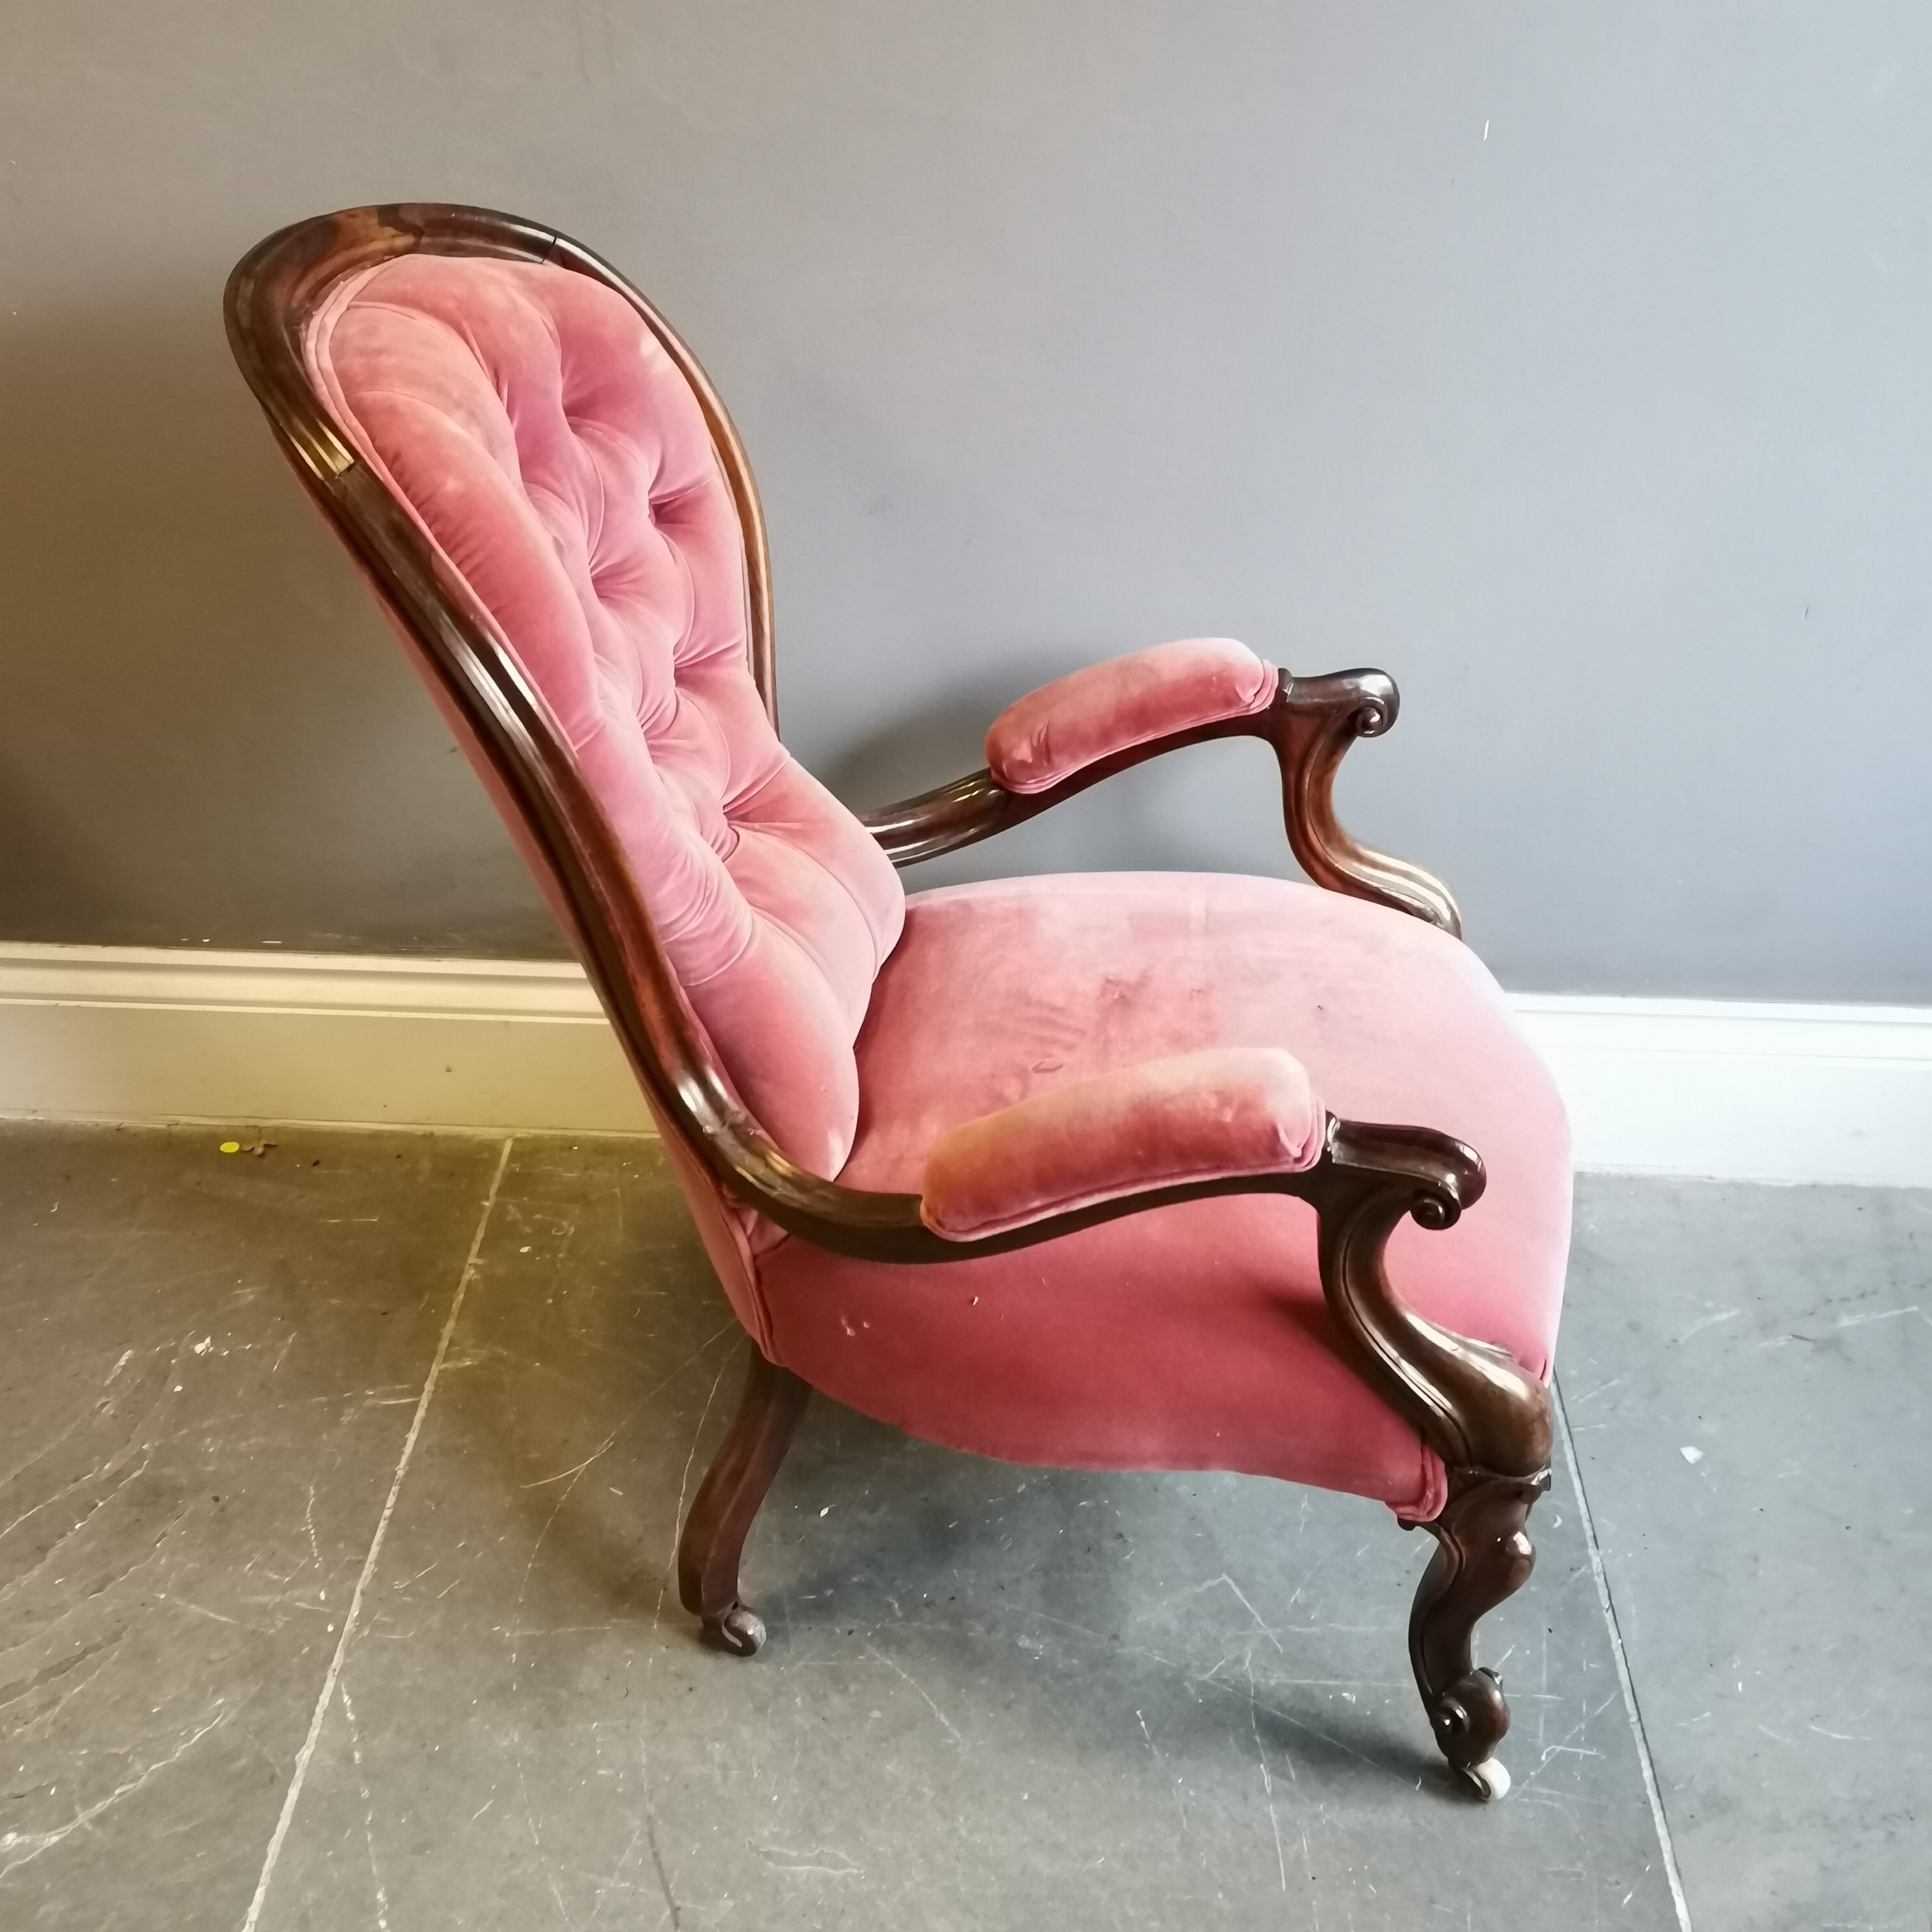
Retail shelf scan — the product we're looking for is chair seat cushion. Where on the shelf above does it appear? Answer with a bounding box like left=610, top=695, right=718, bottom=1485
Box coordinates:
left=755, top=873, right=1570, bottom=1518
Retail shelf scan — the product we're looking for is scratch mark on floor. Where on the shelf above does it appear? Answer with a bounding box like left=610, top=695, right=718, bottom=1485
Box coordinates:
left=1221, top=1574, right=1285, bottom=1653
left=0, top=1704, right=226, bottom=1879
left=1554, top=1376, right=1695, bottom=1932
left=1674, top=1310, right=1741, bottom=1343
left=339, top=1684, right=393, bottom=1931
left=239, top=1137, right=515, bottom=1932
left=1244, top=1650, right=1289, bottom=1890
left=757, top=1844, right=862, bottom=1877
left=863, top=1641, right=963, bottom=1744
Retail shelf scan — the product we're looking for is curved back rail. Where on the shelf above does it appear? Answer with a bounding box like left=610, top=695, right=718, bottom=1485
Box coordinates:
left=225, top=202, right=844, bottom=1232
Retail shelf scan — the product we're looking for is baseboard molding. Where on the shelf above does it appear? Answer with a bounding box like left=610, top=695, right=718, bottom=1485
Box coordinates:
left=1509, top=992, right=1932, bottom=1186
left=0, top=944, right=651, bottom=1137
left=1, top=944, right=1927, bottom=1185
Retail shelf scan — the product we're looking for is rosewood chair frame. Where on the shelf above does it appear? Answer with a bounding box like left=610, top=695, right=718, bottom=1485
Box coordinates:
left=226, top=202, right=1553, bottom=1801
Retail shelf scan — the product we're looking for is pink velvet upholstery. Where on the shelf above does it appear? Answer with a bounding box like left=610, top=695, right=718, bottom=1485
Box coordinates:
left=304, top=256, right=904, bottom=1179
left=922, top=1047, right=1323, bottom=1240
left=985, top=638, right=1276, bottom=794
left=301, top=250, right=1569, bottom=1527
left=759, top=876, right=1569, bottom=1519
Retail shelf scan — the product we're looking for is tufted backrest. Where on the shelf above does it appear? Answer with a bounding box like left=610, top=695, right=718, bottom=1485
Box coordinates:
left=305, top=255, right=904, bottom=1177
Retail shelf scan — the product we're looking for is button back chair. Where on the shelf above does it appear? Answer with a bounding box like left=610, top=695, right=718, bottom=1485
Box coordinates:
left=226, top=205, right=1569, bottom=1802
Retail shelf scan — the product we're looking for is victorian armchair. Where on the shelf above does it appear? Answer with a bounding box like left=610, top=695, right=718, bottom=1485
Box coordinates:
left=226, top=205, right=1569, bottom=1802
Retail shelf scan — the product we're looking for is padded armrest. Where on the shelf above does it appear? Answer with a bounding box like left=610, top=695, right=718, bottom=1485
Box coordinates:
left=920, top=1047, right=1325, bottom=1240
left=985, top=638, right=1277, bottom=794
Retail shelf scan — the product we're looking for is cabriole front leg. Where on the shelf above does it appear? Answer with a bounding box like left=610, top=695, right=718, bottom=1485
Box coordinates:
left=1411, top=1465, right=1551, bottom=1801
left=1304, top=1118, right=1554, bottom=1799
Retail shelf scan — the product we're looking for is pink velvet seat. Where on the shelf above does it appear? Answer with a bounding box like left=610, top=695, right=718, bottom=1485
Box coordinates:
left=764, top=874, right=1568, bottom=1519
left=228, top=204, right=1570, bottom=1801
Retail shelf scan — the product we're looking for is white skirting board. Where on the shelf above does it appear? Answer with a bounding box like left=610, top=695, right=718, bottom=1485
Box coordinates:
left=1509, top=994, right=1932, bottom=1186
left=0, top=943, right=1928, bottom=1185
left=0, top=944, right=652, bottom=1138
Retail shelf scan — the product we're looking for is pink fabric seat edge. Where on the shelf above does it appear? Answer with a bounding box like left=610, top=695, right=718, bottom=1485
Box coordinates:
left=985, top=637, right=1276, bottom=793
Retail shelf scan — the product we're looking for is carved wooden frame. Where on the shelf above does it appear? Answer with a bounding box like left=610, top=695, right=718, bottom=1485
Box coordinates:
left=226, top=202, right=1552, bottom=1799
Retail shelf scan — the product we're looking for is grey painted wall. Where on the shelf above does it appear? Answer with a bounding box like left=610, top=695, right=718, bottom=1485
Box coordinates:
left=3, top=4, right=1928, bottom=998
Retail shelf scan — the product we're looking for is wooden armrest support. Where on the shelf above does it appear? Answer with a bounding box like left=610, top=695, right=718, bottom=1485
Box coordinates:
left=1267, top=671, right=1462, bottom=937
left=1313, top=1120, right=1548, bottom=1480
left=858, top=667, right=1462, bottom=937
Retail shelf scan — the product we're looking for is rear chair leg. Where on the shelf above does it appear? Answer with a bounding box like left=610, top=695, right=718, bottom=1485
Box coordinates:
left=1410, top=1468, right=1550, bottom=1801
left=676, top=1344, right=811, bottom=1655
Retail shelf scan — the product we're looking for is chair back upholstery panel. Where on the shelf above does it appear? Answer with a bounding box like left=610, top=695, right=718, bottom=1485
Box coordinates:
left=305, top=257, right=904, bottom=1179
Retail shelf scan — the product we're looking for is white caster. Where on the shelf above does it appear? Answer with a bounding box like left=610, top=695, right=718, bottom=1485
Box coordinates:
left=1458, top=1757, right=1511, bottom=1803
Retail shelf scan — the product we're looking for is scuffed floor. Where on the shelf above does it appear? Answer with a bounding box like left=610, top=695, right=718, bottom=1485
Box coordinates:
left=0, top=1124, right=1923, bottom=1929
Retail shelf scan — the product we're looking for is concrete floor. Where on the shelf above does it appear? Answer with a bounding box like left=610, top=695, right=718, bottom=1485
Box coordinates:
left=0, top=1126, right=1923, bottom=1930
